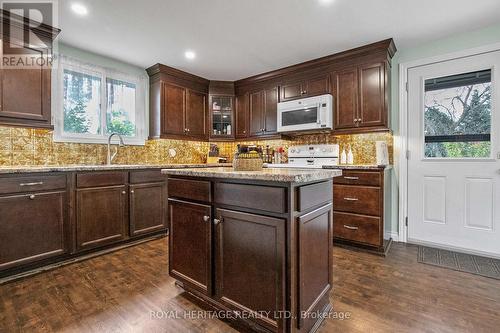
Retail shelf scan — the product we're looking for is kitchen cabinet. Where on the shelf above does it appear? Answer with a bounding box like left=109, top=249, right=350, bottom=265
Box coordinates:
left=209, top=95, right=234, bottom=140
left=129, top=183, right=167, bottom=236
left=147, top=64, right=209, bottom=140
left=279, top=74, right=330, bottom=102
left=0, top=12, right=60, bottom=129
left=214, top=208, right=285, bottom=332
left=168, top=199, right=212, bottom=295
left=235, top=93, right=249, bottom=138
left=332, top=62, right=388, bottom=133
left=0, top=191, right=68, bottom=271
left=76, top=185, right=128, bottom=251
left=249, top=86, right=278, bottom=137
left=332, top=167, right=391, bottom=253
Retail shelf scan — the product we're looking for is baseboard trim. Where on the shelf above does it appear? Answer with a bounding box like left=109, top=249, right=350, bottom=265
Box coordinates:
left=385, top=231, right=399, bottom=242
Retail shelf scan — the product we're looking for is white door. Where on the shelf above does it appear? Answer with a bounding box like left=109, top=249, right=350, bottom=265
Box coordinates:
left=407, top=51, right=500, bottom=257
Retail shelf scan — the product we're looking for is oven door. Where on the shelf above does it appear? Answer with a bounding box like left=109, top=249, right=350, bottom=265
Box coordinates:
left=278, top=104, right=320, bottom=132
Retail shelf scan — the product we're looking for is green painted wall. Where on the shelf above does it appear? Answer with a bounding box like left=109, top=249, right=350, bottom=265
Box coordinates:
left=388, top=23, right=500, bottom=236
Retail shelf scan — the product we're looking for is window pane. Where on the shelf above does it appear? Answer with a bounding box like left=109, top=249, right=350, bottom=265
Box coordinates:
left=424, top=70, right=491, bottom=158
left=106, top=78, right=136, bottom=136
left=63, top=69, right=102, bottom=134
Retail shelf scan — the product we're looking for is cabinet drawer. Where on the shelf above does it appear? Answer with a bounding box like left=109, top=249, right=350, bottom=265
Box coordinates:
left=77, top=172, right=127, bottom=188
left=168, top=178, right=211, bottom=202
left=333, top=184, right=380, bottom=216
left=297, top=180, right=332, bottom=212
left=0, top=174, right=66, bottom=194
left=215, top=182, right=286, bottom=214
left=130, top=169, right=165, bottom=184
left=333, top=212, right=381, bottom=246
left=333, top=170, right=381, bottom=187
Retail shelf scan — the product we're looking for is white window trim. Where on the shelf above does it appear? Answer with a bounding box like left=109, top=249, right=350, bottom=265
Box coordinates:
left=53, top=54, right=147, bottom=145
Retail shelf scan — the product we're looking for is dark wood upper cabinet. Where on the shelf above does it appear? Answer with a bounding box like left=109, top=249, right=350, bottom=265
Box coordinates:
left=130, top=182, right=167, bottom=237
left=169, top=199, right=212, bottom=295
left=333, top=67, right=358, bottom=130
left=162, top=83, right=185, bottom=136
left=264, top=86, right=278, bottom=134
left=279, top=75, right=330, bottom=102
left=214, top=208, right=285, bottom=332
left=235, top=93, right=249, bottom=138
left=147, top=64, right=209, bottom=140
left=332, top=61, right=389, bottom=133
left=209, top=81, right=235, bottom=141
left=249, top=90, right=265, bottom=136
left=358, top=62, right=387, bottom=128
left=248, top=86, right=278, bottom=137
left=0, top=190, right=68, bottom=271
left=185, top=89, right=208, bottom=140
left=76, top=185, right=128, bottom=251
left=0, top=11, right=60, bottom=129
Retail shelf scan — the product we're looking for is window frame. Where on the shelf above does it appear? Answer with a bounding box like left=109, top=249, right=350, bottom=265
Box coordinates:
left=53, top=57, right=147, bottom=145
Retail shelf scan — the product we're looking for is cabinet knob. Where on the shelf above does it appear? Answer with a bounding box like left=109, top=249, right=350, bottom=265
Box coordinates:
left=28, top=194, right=35, bottom=200
left=122, top=191, right=127, bottom=195
left=214, top=218, right=222, bottom=225
left=203, top=215, right=210, bottom=222
left=130, top=190, right=135, bottom=194
left=243, top=130, right=246, bottom=134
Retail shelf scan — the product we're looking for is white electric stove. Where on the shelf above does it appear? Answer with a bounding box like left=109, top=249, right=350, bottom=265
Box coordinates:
left=267, top=144, right=339, bottom=169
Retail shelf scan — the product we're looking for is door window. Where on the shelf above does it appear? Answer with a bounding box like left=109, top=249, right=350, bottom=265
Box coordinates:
left=424, top=69, right=491, bottom=158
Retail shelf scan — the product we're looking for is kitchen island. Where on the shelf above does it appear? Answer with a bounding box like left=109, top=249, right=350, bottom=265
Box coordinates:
left=161, top=167, right=342, bottom=333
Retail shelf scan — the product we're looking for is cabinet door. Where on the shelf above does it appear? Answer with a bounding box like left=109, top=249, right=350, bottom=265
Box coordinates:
left=304, top=75, right=330, bottom=97
left=0, top=191, right=67, bottom=271
left=280, top=81, right=303, bottom=102
left=169, top=199, right=212, bottom=295
left=215, top=209, right=285, bottom=332
left=333, top=68, right=359, bottom=130
left=297, top=204, right=333, bottom=331
left=130, top=183, right=167, bottom=237
left=0, top=43, right=52, bottom=129
left=76, top=185, right=128, bottom=251
left=249, top=90, right=264, bottom=136
left=185, top=89, right=208, bottom=139
left=235, top=93, right=249, bottom=138
left=358, top=62, right=387, bottom=128
left=162, top=83, right=186, bottom=136
left=264, top=86, right=278, bottom=135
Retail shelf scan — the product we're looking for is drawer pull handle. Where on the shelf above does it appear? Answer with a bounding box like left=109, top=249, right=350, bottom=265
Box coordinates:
left=343, top=197, right=359, bottom=201
left=344, top=225, right=359, bottom=230
left=343, top=177, right=359, bottom=180
left=20, top=182, right=44, bottom=186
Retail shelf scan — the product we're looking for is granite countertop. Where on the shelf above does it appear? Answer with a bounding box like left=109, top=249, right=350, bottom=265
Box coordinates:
left=162, top=167, right=342, bottom=183
left=322, top=165, right=392, bottom=170
left=0, top=163, right=232, bottom=174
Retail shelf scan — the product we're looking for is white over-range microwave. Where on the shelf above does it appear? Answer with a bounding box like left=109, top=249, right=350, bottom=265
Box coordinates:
left=277, top=94, right=333, bottom=133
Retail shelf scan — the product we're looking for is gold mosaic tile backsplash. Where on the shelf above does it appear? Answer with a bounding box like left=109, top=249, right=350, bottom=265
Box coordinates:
left=0, top=126, right=393, bottom=167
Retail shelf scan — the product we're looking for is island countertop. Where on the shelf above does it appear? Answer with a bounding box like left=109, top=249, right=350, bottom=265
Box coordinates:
left=161, top=167, right=342, bottom=183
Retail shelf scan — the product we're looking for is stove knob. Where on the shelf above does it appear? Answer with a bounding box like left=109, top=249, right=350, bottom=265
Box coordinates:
left=322, top=148, right=327, bottom=152
left=296, top=148, right=301, bottom=153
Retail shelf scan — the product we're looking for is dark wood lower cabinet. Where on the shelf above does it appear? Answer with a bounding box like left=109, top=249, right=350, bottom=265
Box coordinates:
left=130, top=182, right=167, bottom=236
left=0, top=191, right=67, bottom=270
left=215, top=209, right=285, bottom=332
left=76, top=185, right=128, bottom=251
left=168, top=199, right=212, bottom=295
left=167, top=176, right=335, bottom=333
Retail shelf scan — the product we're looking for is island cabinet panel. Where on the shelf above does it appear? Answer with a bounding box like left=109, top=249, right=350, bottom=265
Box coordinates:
left=214, top=208, right=286, bottom=332
left=0, top=191, right=67, bottom=271
left=297, top=204, right=333, bottom=332
left=168, top=199, right=212, bottom=295
left=129, top=182, right=167, bottom=236
left=76, top=185, right=128, bottom=251
left=215, top=182, right=286, bottom=214
left=168, top=178, right=211, bottom=203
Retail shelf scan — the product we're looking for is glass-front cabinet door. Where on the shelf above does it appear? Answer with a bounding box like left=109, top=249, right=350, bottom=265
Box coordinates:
left=210, top=95, right=234, bottom=140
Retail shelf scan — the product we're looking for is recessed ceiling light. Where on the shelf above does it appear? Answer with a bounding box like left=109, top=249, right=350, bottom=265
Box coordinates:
left=184, top=50, right=196, bottom=60
left=71, top=3, right=88, bottom=16
left=318, top=0, right=335, bottom=5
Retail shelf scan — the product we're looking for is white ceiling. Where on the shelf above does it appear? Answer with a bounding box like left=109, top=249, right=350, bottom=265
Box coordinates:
left=58, top=0, right=500, bottom=80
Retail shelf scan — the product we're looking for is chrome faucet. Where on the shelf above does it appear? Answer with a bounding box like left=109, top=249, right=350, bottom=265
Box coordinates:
left=107, top=133, right=125, bottom=165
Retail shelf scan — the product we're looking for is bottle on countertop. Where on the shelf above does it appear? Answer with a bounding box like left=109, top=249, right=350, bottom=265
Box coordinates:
left=347, top=145, right=354, bottom=165
left=340, top=147, right=347, bottom=164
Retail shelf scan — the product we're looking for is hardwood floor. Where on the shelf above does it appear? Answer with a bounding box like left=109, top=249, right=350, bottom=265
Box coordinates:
left=1, top=238, right=499, bottom=333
